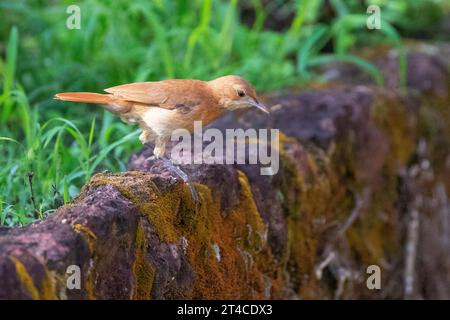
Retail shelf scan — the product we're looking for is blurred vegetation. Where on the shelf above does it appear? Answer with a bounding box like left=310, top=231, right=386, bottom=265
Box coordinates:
left=0, top=0, right=449, bottom=226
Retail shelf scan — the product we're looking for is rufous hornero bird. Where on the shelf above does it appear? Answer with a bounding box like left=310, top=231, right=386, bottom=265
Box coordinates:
left=54, top=75, right=269, bottom=202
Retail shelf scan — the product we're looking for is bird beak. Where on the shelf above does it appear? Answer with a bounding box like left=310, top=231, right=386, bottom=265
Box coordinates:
left=252, top=101, right=270, bottom=114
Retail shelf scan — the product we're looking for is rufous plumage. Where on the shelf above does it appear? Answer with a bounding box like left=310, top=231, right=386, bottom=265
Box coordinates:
left=55, top=75, right=268, bottom=158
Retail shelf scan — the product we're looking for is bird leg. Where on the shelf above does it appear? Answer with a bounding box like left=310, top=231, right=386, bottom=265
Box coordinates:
left=159, top=157, right=199, bottom=204
left=139, top=130, right=153, bottom=145
left=148, top=136, right=200, bottom=204
left=153, top=136, right=167, bottom=159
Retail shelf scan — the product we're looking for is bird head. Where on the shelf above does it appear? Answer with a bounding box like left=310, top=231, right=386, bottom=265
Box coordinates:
left=208, top=75, right=269, bottom=113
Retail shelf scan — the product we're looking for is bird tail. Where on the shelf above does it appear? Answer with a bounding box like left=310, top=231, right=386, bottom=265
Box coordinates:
left=54, top=92, right=132, bottom=113
left=54, top=92, right=113, bottom=104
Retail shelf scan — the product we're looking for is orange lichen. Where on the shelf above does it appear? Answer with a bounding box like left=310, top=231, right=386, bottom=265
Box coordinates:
left=132, top=222, right=155, bottom=300
left=71, top=224, right=97, bottom=299
left=184, top=172, right=270, bottom=299
left=72, top=223, right=97, bottom=253
left=84, top=273, right=96, bottom=300
left=372, top=92, right=417, bottom=169
left=84, top=171, right=198, bottom=243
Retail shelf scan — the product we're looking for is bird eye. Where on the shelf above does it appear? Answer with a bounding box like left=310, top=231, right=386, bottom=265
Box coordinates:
left=237, top=90, right=246, bottom=97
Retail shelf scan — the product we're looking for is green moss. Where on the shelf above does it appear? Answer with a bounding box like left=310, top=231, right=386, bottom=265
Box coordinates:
left=276, top=134, right=303, bottom=218
left=83, top=171, right=190, bottom=243
left=373, top=92, right=417, bottom=169
left=81, top=170, right=270, bottom=298
left=132, top=222, right=155, bottom=300
left=182, top=173, right=271, bottom=299
left=280, top=133, right=357, bottom=298
left=343, top=92, right=417, bottom=265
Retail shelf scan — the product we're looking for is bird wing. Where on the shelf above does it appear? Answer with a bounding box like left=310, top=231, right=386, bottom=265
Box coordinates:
left=104, top=79, right=211, bottom=110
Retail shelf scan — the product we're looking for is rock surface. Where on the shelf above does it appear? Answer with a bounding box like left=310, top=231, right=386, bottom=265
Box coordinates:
left=0, top=47, right=449, bottom=299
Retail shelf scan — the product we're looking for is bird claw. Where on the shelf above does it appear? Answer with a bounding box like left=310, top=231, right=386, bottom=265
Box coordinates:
left=163, top=159, right=200, bottom=206
left=185, top=180, right=200, bottom=205
left=145, top=155, right=157, bottom=162
left=146, top=156, right=200, bottom=205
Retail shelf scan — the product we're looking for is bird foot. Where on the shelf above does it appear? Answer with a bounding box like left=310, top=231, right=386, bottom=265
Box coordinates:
left=146, top=156, right=200, bottom=205
left=161, top=158, right=200, bottom=205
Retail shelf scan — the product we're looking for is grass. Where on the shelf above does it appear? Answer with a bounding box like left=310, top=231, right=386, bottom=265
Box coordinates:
left=0, top=0, right=448, bottom=226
